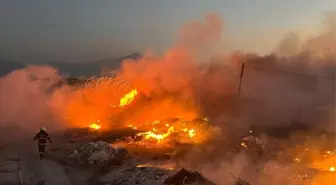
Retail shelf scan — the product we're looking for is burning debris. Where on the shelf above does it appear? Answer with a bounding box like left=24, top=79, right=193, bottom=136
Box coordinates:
left=128, top=118, right=217, bottom=148
left=64, top=74, right=219, bottom=149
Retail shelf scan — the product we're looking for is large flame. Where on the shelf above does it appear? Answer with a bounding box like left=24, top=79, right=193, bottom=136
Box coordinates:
left=62, top=14, right=224, bottom=147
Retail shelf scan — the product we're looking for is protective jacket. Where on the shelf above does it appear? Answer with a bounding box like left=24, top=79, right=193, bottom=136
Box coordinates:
left=34, top=130, right=52, bottom=145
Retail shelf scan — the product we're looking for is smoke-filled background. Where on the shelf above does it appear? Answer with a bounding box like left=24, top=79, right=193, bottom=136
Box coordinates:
left=0, top=11, right=335, bottom=185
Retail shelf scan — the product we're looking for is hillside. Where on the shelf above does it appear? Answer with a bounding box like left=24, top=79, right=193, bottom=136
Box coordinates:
left=0, top=53, right=141, bottom=77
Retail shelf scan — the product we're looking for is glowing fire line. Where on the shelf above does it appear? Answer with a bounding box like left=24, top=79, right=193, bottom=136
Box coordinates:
left=133, top=119, right=208, bottom=146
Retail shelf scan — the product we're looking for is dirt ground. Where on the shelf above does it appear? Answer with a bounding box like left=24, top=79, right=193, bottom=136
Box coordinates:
left=0, top=129, right=96, bottom=185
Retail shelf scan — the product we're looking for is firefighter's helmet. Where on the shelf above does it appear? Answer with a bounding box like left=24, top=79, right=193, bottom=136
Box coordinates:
left=40, top=127, right=46, bottom=131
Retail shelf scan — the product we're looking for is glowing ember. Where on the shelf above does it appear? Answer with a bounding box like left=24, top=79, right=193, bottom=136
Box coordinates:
left=89, top=123, right=101, bottom=130
left=120, top=89, right=138, bottom=107
left=188, top=129, right=196, bottom=138
left=329, top=167, right=335, bottom=172
left=136, top=163, right=175, bottom=170
left=131, top=118, right=214, bottom=147
left=326, top=150, right=334, bottom=155
left=137, top=126, right=175, bottom=143
left=294, top=158, right=301, bottom=162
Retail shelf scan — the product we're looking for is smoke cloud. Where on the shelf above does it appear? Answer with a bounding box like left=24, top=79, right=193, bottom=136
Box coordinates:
left=0, top=66, right=69, bottom=132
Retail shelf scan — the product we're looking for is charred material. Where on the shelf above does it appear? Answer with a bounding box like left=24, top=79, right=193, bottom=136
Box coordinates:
left=163, top=168, right=216, bottom=185
left=231, top=174, right=251, bottom=185
left=67, top=141, right=129, bottom=166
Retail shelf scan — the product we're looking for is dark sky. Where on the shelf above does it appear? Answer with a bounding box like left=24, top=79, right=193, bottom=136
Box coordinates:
left=0, top=0, right=334, bottom=63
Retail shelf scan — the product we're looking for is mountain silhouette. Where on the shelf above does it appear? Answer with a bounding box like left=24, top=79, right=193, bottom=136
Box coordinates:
left=0, top=59, right=26, bottom=76
left=0, top=53, right=142, bottom=77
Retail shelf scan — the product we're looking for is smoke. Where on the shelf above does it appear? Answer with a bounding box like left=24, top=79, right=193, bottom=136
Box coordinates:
left=0, top=65, right=74, bottom=133
left=116, top=12, right=335, bottom=130
left=238, top=11, right=335, bottom=130
left=113, top=13, right=335, bottom=185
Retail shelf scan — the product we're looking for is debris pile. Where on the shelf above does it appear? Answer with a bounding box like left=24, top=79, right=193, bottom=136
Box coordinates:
left=67, top=141, right=129, bottom=165
left=163, top=168, right=216, bottom=185
left=99, top=166, right=174, bottom=185
left=231, top=175, right=250, bottom=185
left=241, top=135, right=265, bottom=150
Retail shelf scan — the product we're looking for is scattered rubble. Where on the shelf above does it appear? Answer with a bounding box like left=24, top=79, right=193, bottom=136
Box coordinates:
left=99, top=167, right=216, bottom=185
left=67, top=141, right=129, bottom=166
left=163, top=168, right=216, bottom=185
left=99, top=166, right=174, bottom=185
left=230, top=174, right=251, bottom=185
left=61, top=130, right=335, bottom=185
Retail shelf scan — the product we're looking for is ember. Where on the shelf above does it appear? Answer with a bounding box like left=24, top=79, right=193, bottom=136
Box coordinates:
left=89, top=123, right=101, bottom=130
left=241, top=142, right=247, bottom=148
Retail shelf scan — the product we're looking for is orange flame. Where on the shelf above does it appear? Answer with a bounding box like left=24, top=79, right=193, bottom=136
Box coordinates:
left=131, top=118, right=214, bottom=147
left=62, top=14, right=224, bottom=147
left=89, top=123, right=101, bottom=130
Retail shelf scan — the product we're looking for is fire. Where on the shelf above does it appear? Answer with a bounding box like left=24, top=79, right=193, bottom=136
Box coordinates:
left=138, top=126, right=174, bottom=142
left=89, top=123, right=101, bottom=130
left=119, top=89, right=138, bottom=107
left=188, top=129, right=196, bottom=138
left=84, top=76, right=135, bottom=107
left=136, top=163, right=175, bottom=170
left=131, top=118, right=215, bottom=147
left=62, top=15, right=223, bottom=147
left=311, top=150, right=336, bottom=172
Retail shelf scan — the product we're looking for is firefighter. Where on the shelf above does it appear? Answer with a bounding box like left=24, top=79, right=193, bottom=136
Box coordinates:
left=33, top=127, right=52, bottom=160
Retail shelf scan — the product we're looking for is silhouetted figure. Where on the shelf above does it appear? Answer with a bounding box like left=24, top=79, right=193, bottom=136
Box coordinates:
left=33, top=127, right=52, bottom=160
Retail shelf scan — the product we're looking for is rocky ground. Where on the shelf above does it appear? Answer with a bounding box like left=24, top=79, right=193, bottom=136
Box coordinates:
left=0, top=126, right=335, bottom=185
left=0, top=128, right=214, bottom=185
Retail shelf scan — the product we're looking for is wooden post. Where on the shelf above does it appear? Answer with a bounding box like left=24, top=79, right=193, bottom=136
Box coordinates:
left=238, top=62, right=245, bottom=96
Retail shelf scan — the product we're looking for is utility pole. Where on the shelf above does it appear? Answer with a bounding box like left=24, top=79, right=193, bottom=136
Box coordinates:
left=238, top=62, right=245, bottom=96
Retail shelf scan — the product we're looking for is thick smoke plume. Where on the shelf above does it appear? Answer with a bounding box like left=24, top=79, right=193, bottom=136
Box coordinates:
left=0, top=66, right=71, bottom=132
left=115, top=13, right=335, bottom=185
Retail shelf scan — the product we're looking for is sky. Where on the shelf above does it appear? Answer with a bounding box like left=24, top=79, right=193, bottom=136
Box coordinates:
left=0, top=0, right=334, bottom=63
